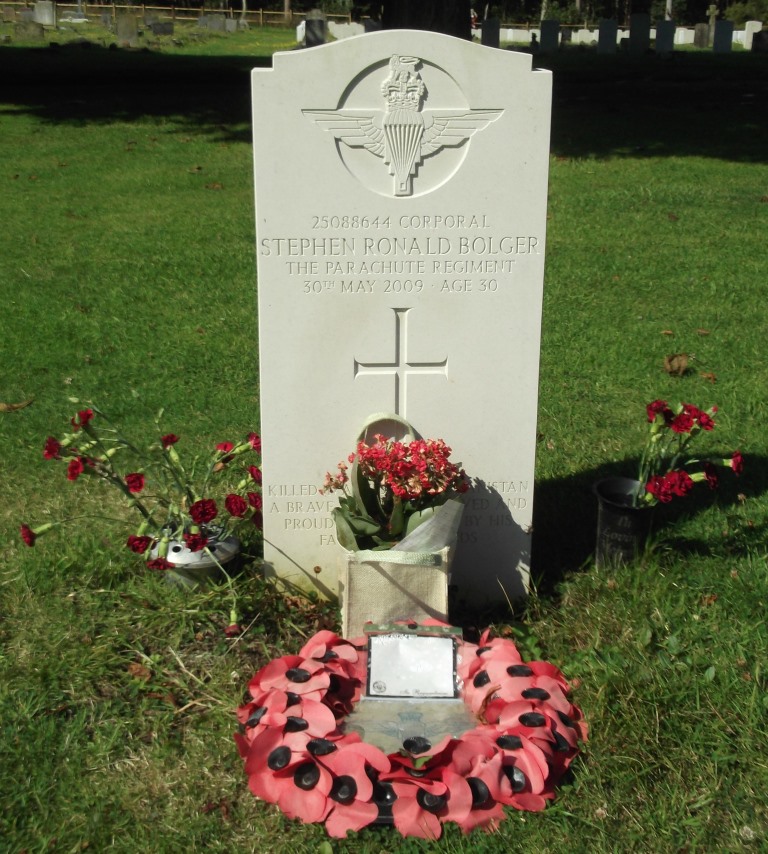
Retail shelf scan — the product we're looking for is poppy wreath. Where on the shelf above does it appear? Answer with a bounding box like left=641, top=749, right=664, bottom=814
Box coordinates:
left=235, top=628, right=587, bottom=839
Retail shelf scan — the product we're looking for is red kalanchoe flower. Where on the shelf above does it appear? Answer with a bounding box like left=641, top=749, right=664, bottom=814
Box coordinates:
left=70, top=408, right=94, bottom=431
left=183, top=532, right=208, bottom=552
left=20, top=524, right=36, bottom=547
left=225, top=493, right=248, bottom=518
left=43, top=436, right=62, bottom=460
left=125, top=472, right=145, bottom=494
left=161, top=433, right=179, bottom=449
left=731, top=451, right=744, bottom=475
left=216, top=441, right=235, bottom=453
left=248, top=433, right=261, bottom=452
left=249, top=465, right=262, bottom=484
left=126, top=534, right=152, bottom=554
left=147, top=557, right=173, bottom=571
left=190, top=498, right=218, bottom=525
left=67, top=457, right=85, bottom=481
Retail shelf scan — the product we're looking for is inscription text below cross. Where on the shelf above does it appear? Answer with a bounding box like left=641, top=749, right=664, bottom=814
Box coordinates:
left=353, top=307, right=448, bottom=418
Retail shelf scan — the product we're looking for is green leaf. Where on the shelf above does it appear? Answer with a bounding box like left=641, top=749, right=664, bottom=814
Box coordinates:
left=704, top=665, right=716, bottom=682
left=405, top=505, right=436, bottom=535
left=352, top=462, right=381, bottom=520
left=331, top=507, right=359, bottom=551
left=388, top=496, right=405, bottom=537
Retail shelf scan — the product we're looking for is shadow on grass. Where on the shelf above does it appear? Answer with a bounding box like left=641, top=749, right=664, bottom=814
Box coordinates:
left=1, top=44, right=767, bottom=159
left=531, top=451, right=768, bottom=598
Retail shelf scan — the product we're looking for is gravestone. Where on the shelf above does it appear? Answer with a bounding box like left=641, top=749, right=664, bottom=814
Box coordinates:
left=707, top=3, right=717, bottom=45
left=208, top=14, right=226, bottom=32
left=251, top=32, right=552, bottom=607
left=539, top=19, right=560, bottom=52
left=480, top=17, right=500, bottom=48
left=655, top=20, right=675, bottom=53
left=744, top=20, right=763, bottom=50
left=629, top=13, right=651, bottom=53
left=694, top=22, right=709, bottom=47
left=16, top=19, right=44, bottom=38
left=305, top=9, right=326, bottom=46
left=19, top=8, right=34, bottom=22
left=2, top=5, right=16, bottom=22
left=712, top=19, right=733, bottom=51
left=225, top=18, right=237, bottom=33
left=150, top=20, right=174, bottom=36
left=598, top=18, right=618, bottom=53
left=116, top=14, right=138, bottom=47
left=100, top=10, right=112, bottom=28
left=753, top=29, right=768, bottom=50
left=33, top=1, right=55, bottom=27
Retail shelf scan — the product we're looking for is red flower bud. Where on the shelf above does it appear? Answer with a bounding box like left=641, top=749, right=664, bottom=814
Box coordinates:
left=43, top=437, right=62, bottom=460
left=70, top=408, right=94, bottom=431
left=161, top=433, right=179, bottom=449
left=67, top=457, right=85, bottom=481
left=125, top=472, right=145, bottom=494
left=20, top=524, right=36, bottom=546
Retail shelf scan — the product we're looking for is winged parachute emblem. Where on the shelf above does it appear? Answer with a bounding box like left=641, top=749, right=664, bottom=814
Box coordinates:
left=303, top=55, right=503, bottom=197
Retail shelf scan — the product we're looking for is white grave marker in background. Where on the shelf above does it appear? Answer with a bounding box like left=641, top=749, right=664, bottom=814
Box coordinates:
left=252, top=31, right=551, bottom=607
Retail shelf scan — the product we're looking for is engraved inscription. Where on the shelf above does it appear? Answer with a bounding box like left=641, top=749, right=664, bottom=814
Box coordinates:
left=353, top=307, right=447, bottom=417
left=304, top=55, right=503, bottom=198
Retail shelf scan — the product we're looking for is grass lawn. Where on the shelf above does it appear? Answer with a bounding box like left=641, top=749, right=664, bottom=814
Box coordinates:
left=1, top=29, right=768, bottom=852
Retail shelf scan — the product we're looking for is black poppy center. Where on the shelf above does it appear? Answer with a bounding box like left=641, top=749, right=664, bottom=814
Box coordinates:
left=307, top=738, right=337, bottom=756
left=467, top=776, right=491, bottom=808
left=519, top=712, right=547, bottom=728
left=317, top=650, right=338, bottom=663
left=293, top=761, right=320, bottom=790
left=245, top=706, right=266, bottom=728
left=402, top=736, right=431, bottom=754
left=285, top=692, right=300, bottom=707
left=507, top=664, right=533, bottom=677
left=473, top=670, right=491, bottom=688
left=416, top=788, right=447, bottom=814
left=267, top=745, right=291, bottom=771
left=496, top=734, right=523, bottom=751
left=373, top=780, right=396, bottom=805
left=330, top=775, right=358, bottom=804
left=503, top=764, right=527, bottom=793
left=286, top=667, right=311, bottom=683
left=475, top=646, right=492, bottom=657
left=522, top=687, right=551, bottom=701
left=284, top=716, right=308, bottom=732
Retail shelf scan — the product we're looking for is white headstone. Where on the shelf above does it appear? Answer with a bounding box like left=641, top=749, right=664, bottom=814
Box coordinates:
left=744, top=21, right=763, bottom=51
left=251, top=31, right=551, bottom=607
left=33, top=1, right=55, bottom=26
left=598, top=18, right=618, bottom=53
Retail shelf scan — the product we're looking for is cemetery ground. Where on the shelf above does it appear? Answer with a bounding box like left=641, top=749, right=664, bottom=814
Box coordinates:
left=2, top=30, right=768, bottom=851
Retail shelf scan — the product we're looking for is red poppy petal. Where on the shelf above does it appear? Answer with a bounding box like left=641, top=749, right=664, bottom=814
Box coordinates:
left=325, top=800, right=379, bottom=837
left=392, top=796, right=443, bottom=840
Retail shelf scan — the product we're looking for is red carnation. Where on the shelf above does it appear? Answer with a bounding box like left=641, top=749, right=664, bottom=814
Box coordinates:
left=249, top=465, right=262, bottom=484
left=147, top=557, right=173, bottom=571
left=248, top=492, right=262, bottom=510
left=248, top=433, right=261, bottom=452
left=190, top=498, right=218, bottom=525
left=731, top=451, right=744, bottom=475
left=224, top=623, right=242, bottom=638
left=161, top=433, right=179, bottom=449
left=125, top=472, right=145, bottom=494
left=225, top=493, right=248, bottom=518
left=704, top=462, right=719, bottom=490
left=20, top=524, right=36, bottom=547
left=70, top=408, right=94, bottom=431
left=670, top=412, right=695, bottom=434
left=697, top=412, right=715, bottom=431
left=646, top=400, right=670, bottom=423
left=126, top=534, right=152, bottom=554
left=67, top=457, right=85, bottom=481
left=183, top=532, right=208, bottom=552
left=216, top=441, right=234, bottom=453
left=43, top=436, right=62, bottom=460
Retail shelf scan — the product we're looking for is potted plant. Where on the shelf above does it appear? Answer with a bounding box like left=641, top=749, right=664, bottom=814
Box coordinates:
left=321, top=421, right=469, bottom=636
left=20, top=404, right=263, bottom=595
left=594, top=400, right=743, bottom=567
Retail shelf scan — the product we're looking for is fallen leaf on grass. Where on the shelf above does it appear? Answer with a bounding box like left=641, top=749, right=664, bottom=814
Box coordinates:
left=700, top=593, right=718, bottom=607
left=205, top=182, right=224, bottom=190
left=0, top=397, right=34, bottom=412
left=663, top=353, right=690, bottom=376
left=667, top=213, right=679, bottom=221
left=188, top=165, right=203, bottom=173
left=127, top=662, right=152, bottom=682
left=699, top=371, right=717, bottom=383
left=761, top=195, right=768, bottom=203
left=697, top=328, right=710, bottom=336
left=661, top=329, right=674, bottom=336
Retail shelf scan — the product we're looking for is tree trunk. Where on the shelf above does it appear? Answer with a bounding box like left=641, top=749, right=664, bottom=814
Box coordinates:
left=381, top=0, right=472, bottom=40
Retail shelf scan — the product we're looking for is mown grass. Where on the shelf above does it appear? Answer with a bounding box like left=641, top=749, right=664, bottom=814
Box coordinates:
left=1, top=33, right=767, bottom=852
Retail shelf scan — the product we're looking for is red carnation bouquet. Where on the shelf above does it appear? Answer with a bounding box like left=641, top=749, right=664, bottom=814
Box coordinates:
left=634, top=400, right=743, bottom=507
left=20, top=404, right=263, bottom=570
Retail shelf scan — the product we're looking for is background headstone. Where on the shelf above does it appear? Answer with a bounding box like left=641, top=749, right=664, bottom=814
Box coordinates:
left=752, top=29, right=768, bottom=51
left=629, top=13, right=651, bottom=53
left=2, top=5, right=16, bottom=22
left=694, top=22, right=709, bottom=47
left=598, top=18, right=618, bottom=53
left=150, top=20, right=174, bottom=36
left=116, top=14, right=138, bottom=47
left=251, top=32, right=552, bottom=606
left=33, top=1, right=55, bottom=27
left=225, top=18, right=237, bottom=33
left=305, top=9, right=326, bottom=47
left=655, top=20, right=675, bottom=53
left=539, top=19, right=560, bottom=52
left=744, top=20, right=763, bottom=50
left=208, top=14, right=226, bottom=32
left=480, top=17, right=500, bottom=48
left=19, top=8, right=34, bottom=22
left=16, top=19, right=44, bottom=38
left=712, top=19, right=733, bottom=51
left=100, top=10, right=112, bottom=28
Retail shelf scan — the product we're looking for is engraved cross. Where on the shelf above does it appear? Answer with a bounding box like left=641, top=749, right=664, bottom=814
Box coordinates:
left=353, top=307, right=448, bottom=418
